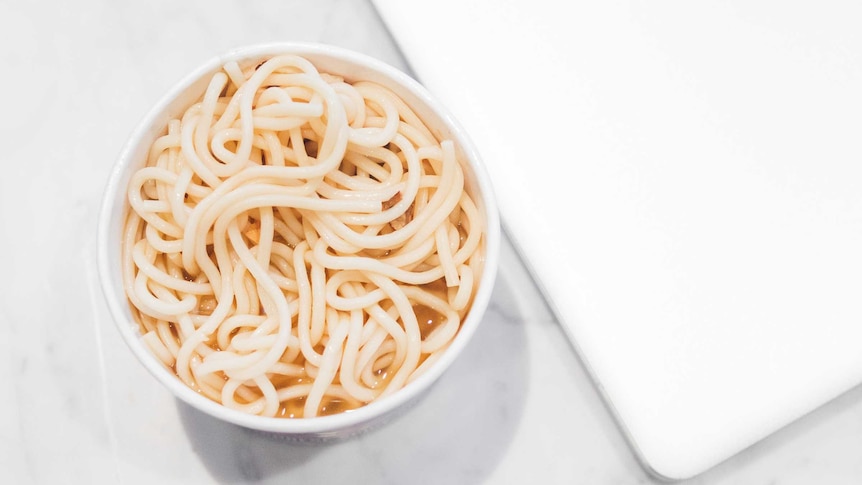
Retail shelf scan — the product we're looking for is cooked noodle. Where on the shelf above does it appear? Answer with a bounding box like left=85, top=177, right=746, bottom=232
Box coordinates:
left=122, top=55, right=485, bottom=418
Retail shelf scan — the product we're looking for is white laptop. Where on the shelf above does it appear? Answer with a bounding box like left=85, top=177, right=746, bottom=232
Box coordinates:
left=372, top=0, right=862, bottom=479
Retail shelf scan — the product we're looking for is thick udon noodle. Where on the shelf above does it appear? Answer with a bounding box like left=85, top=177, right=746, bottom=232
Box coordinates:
left=122, top=55, right=485, bottom=418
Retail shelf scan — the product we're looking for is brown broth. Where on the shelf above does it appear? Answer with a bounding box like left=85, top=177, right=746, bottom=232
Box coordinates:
left=318, top=397, right=360, bottom=416
left=278, top=396, right=307, bottom=419
left=275, top=391, right=365, bottom=419
left=413, top=303, right=445, bottom=340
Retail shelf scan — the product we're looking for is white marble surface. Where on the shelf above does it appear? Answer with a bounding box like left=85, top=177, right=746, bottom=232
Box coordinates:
left=1, top=0, right=861, bottom=483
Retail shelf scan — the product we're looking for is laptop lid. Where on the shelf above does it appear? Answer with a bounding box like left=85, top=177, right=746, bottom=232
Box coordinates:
left=372, top=0, right=862, bottom=479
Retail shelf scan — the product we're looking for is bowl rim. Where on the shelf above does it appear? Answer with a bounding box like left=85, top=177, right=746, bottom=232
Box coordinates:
left=97, top=41, right=501, bottom=434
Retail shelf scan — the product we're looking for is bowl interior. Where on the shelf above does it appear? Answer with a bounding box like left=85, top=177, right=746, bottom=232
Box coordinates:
left=98, top=42, right=500, bottom=435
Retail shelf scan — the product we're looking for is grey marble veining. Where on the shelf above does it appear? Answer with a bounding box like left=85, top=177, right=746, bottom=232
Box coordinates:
left=1, top=0, right=861, bottom=483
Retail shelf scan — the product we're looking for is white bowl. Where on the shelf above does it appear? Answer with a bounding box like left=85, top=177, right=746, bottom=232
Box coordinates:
left=97, top=42, right=500, bottom=437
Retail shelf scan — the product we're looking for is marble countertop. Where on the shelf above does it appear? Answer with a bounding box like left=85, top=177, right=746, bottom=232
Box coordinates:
left=2, top=0, right=861, bottom=483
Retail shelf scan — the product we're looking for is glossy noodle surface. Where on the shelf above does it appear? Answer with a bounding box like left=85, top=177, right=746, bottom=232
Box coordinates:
left=123, top=55, right=485, bottom=418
